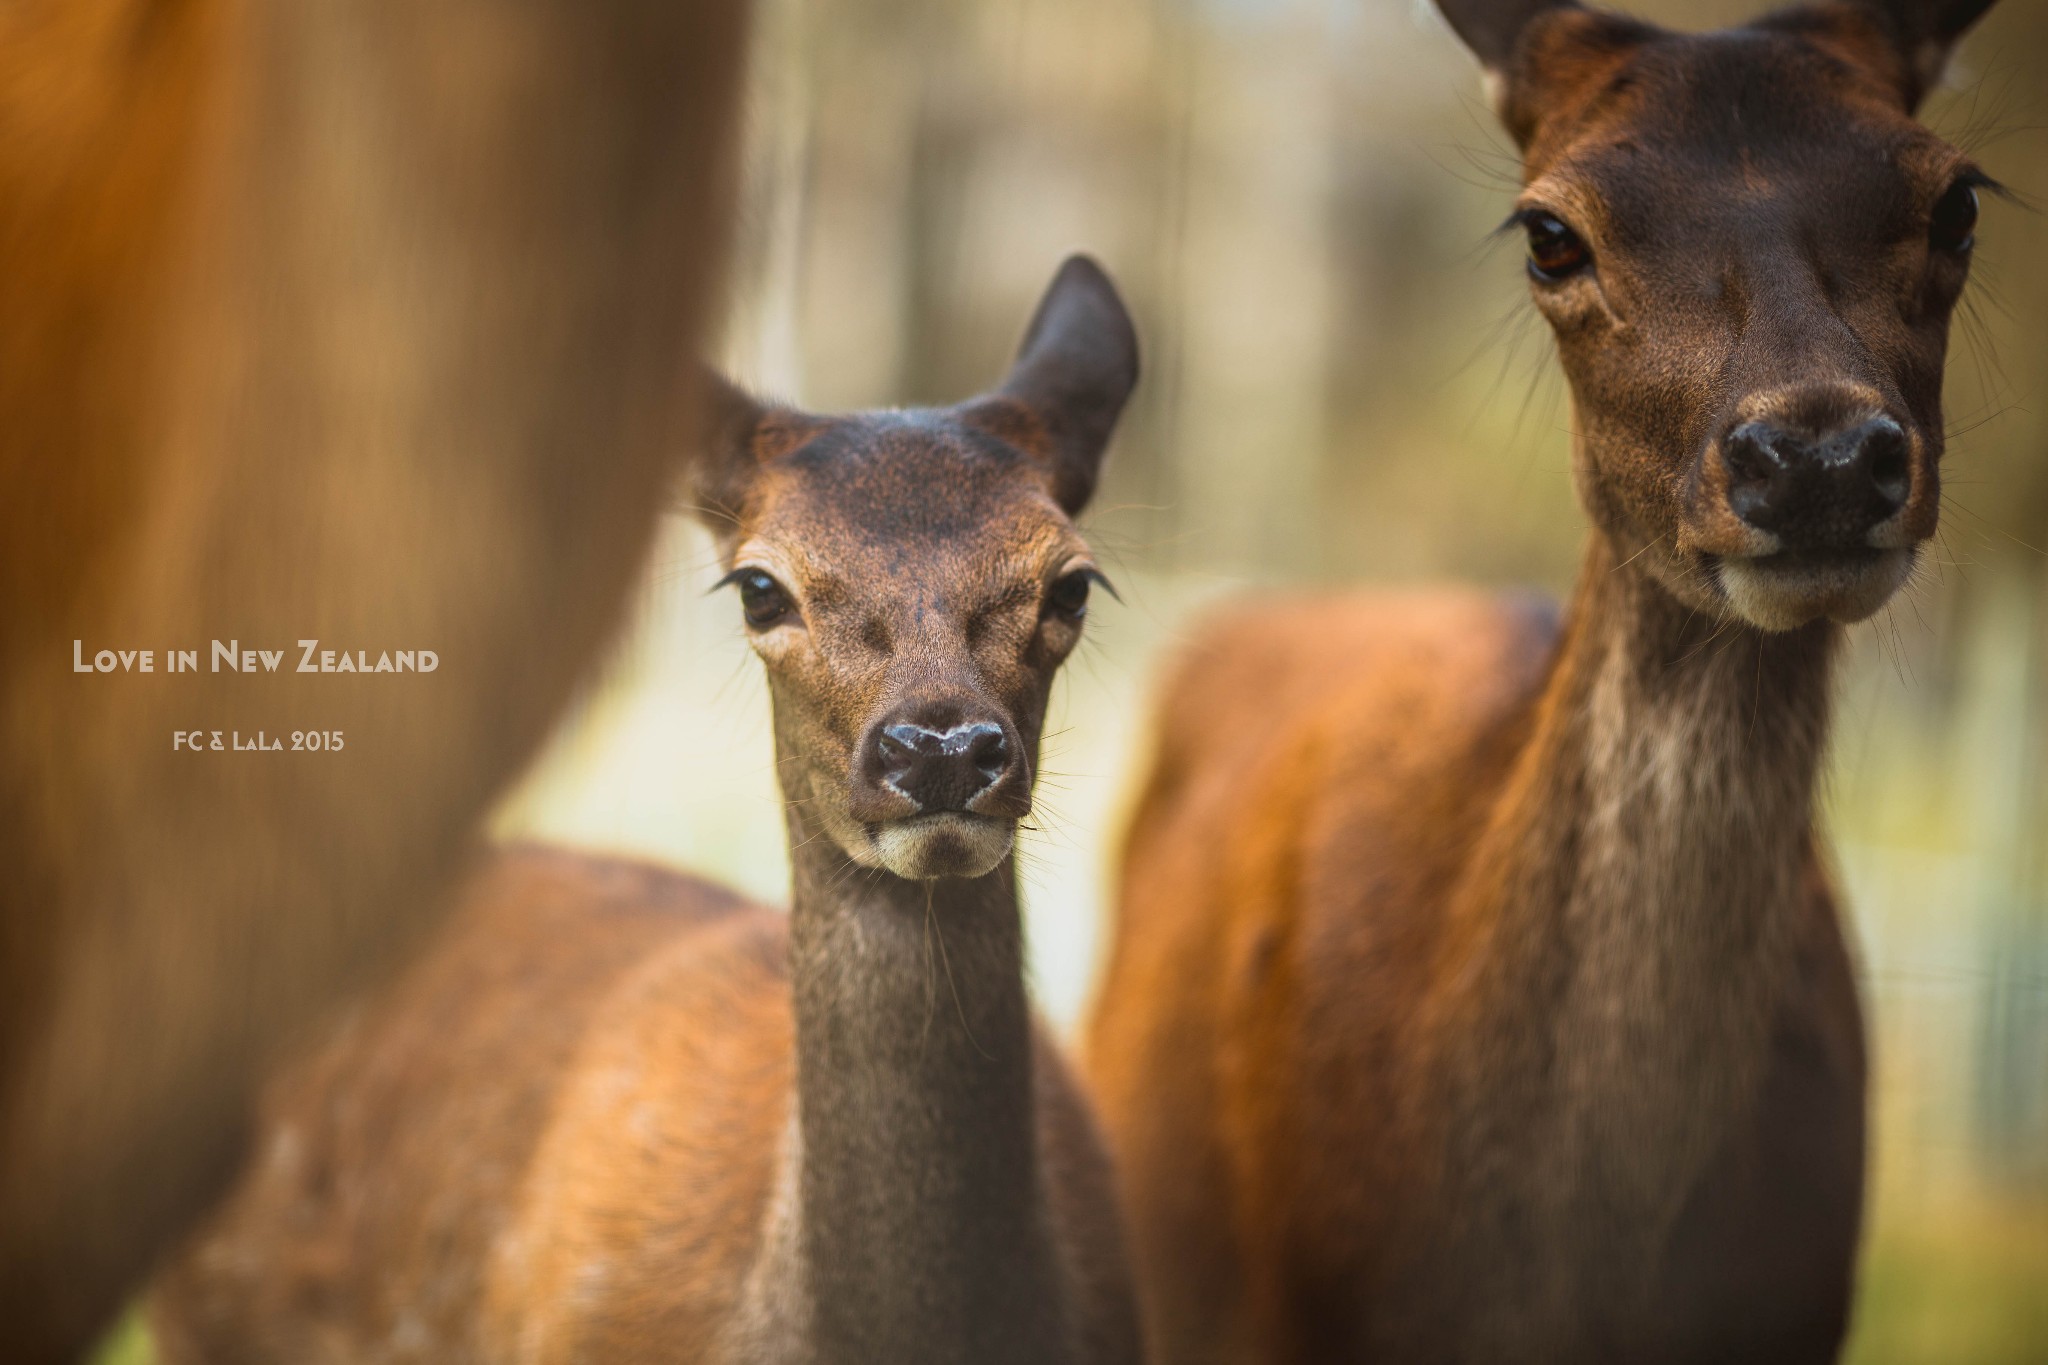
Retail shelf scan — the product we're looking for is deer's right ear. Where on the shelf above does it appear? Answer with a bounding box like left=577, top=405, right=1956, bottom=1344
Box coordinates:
left=1437, top=0, right=1578, bottom=75
left=682, top=369, right=765, bottom=534
left=683, top=370, right=826, bottom=544
left=1436, top=0, right=1654, bottom=146
left=963, top=255, right=1139, bottom=517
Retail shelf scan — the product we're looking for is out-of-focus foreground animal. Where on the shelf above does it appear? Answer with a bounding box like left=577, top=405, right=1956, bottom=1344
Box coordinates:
left=0, top=1, right=746, bottom=1357
left=1087, top=0, right=2000, bottom=1360
left=149, top=257, right=1145, bottom=1365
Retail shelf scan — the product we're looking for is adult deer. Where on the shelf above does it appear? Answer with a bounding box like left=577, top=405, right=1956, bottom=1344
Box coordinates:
left=151, top=257, right=1145, bottom=1365
left=1087, top=1, right=1998, bottom=1360
left=0, top=1, right=743, bottom=1357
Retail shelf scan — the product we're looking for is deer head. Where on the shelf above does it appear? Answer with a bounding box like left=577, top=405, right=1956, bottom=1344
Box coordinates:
left=1441, top=0, right=2000, bottom=629
left=688, top=256, right=1138, bottom=880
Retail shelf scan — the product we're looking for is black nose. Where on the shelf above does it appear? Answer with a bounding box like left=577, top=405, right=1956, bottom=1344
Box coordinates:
left=876, top=720, right=1012, bottom=814
left=1721, top=416, right=1911, bottom=549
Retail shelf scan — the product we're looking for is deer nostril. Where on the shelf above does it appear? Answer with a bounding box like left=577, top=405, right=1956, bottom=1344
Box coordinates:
left=878, top=724, right=924, bottom=774
left=963, top=725, right=1009, bottom=783
left=1862, top=422, right=1910, bottom=510
left=1722, top=423, right=1787, bottom=527
left=1724, top=424, right=1781, bottom=484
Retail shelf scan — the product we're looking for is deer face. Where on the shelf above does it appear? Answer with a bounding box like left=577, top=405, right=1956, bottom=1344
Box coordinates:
left=1443, top=0, right=2000, bottom=629
left=689, top=258, right=1138, bottom=880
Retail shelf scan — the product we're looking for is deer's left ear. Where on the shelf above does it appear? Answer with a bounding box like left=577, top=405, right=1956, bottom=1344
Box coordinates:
left=961, top=255, right=1139, bottom=516
left=1833, top=0, right=2000, bottom=107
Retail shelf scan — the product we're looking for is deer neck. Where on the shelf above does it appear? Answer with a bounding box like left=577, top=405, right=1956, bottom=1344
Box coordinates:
left=1440, top=531, right=1837, bottom=1280
left=757, top=814, right=1070, bottom=1365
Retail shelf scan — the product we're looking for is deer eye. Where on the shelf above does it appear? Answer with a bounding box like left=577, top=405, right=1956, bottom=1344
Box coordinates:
left=719, top=568, right=794, bottom=630
left=1047, top=571, right=1091, bottom=620
left=1046, top=568, right=1110, bottom=622
left=1929, top=179, right=1979, bottom=254
left=1522, top=212, right=1590, bottom=282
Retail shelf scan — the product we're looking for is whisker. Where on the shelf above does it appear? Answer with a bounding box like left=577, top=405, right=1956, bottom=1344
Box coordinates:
left=931, top=891, right=993, bottom=1062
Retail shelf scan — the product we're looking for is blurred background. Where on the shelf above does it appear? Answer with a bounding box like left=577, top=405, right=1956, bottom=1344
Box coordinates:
left=105, top=0, right=2048, bottom=1359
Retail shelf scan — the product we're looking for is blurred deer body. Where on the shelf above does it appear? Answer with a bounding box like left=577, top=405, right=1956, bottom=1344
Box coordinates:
left=1087, top=2, right=1998, bottom=1360
left=153, top=258, right=1146, bottom=1365
left=0, top=1, right=747, bottom=1356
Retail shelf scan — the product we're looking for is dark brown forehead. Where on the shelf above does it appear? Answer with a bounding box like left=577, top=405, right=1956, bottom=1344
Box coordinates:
left=736, top=412, right=1081, bottom=588
left=1524, top=16, right=1941, bottom=173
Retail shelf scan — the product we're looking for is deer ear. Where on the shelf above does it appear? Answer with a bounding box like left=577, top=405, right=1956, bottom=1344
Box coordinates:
left=684, top=371, right=831, bottom=546
left=1437, top=0, right=1579, bottom=76
left=962, top=255, right=1139, bottom=517
left=1834, top=0, right=1999, bottom=106
left=681, top=368, right=771, bottom=541
left=1436, top=0, right=1655, bottom=146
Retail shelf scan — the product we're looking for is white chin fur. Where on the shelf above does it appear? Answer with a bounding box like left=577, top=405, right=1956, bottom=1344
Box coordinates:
left=1718, top=548, right=1915, bottom=631
left=871, top=814, right=1015, bottom=880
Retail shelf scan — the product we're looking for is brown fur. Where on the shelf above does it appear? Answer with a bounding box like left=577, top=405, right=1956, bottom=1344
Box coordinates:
left=151, top=258, right=1147, bottom=1364
left=1087, top=2, right=1996, bottom=1360
left=155, top=850, right=1136, bottom=1365
left=0, top=1, right=745, bottom=1357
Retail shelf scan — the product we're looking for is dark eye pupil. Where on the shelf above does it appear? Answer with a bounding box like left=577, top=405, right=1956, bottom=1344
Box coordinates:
left=1049, top=572, right=1091, bottom=618
left=1525, top=214, right=1589, bottom=280
left=738, top=571, right=789, bottom=628
left=1930, top=182, right=1979, bottom=253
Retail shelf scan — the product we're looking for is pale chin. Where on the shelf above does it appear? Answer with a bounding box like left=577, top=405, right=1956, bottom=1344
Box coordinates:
left=871, top=814, right=1015, bottom=880
left=802, top=776, right=1016, bottom=880
left=1717, top=547, right=1916, bottom=631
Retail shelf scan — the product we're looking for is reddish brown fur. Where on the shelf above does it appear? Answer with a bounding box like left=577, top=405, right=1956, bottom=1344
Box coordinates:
left=1088, top=2, right=1994, bottom=1360
left=0, top=1, right=745, bottom=1356
left=1093, top=575, right=1864, bottom=1362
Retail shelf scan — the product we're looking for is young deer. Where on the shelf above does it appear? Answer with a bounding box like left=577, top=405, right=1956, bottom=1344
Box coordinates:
left=150, top=257, right=1144, bottom=1365
left=1087, top=1, right=1998, bottom=1361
